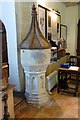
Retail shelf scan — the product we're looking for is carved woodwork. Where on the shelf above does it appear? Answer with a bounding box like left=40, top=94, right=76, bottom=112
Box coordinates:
left=0, top=85, right=15, bottom=119
left=2, top=94, right=10, bottom=120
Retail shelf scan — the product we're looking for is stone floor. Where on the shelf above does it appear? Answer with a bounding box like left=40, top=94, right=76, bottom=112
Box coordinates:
left=14, top=87, right=80, bottom=119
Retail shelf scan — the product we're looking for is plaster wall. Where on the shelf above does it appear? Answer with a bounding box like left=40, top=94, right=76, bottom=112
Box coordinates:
left=78, top=4, right=80, bottom=20
left=37, top=1, right=66, bottom=24
left=15, top=2, right=37, bottom=41
left=52, top=2, right=66, bottom=25
left=65, top=6, right=78, bottom=55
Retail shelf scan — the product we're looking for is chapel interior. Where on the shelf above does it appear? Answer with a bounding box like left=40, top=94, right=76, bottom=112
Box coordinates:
left=0, top=1, right=80, bottom=119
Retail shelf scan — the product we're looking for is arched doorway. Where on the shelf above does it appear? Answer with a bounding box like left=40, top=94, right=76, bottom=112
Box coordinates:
left=0, top=20, right=8, bottom=64
left=0, top=20, right=9, bottom=77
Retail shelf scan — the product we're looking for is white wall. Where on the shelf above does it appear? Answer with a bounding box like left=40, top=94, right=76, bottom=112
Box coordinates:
left=1, top=2, right=24, bottom=91
left=65, top=6, right=78, bottom=55
left=37, top=1, right=66, bottom=25
left=52, top=2, right=66, bottom=25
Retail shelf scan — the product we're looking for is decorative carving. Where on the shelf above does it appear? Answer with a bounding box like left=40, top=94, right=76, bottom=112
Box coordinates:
left=2, top=94, right=10, bottom=120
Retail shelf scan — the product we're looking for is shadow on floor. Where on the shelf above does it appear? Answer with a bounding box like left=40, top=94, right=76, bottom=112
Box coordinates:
left=13, top=91, right=25, bottom=108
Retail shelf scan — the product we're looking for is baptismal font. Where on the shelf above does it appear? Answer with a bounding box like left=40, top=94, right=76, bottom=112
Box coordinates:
left=20, top=4, right=51, bottom=105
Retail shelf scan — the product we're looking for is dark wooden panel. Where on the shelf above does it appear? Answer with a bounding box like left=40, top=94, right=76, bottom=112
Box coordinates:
left=2, top=32, right=8, bottom=64
left=0, top=20, right=8, bottom=64
left=0, top=20, right=9, bottom=78
left=77, top=19, right=80, bottom=66
left=77, top=19, right=80, bottom=55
